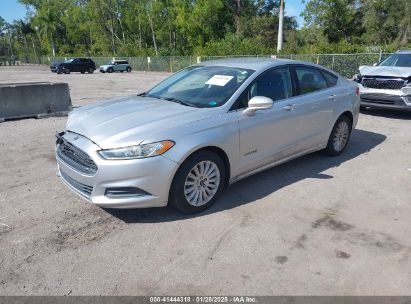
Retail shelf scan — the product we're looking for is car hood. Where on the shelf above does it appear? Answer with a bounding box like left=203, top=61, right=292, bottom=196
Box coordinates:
left=359, top=65, right=411, bottom=78
left=66, top=95, right=215, bottom=149
left=100, top=65, right=111, bottom=69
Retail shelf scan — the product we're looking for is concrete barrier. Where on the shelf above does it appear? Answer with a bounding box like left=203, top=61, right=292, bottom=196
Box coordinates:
left=0, top=82, right=72, bottom=122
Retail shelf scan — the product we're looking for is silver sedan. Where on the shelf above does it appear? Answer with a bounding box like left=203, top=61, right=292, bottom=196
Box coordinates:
left=56, top=58, right=360, bottom=213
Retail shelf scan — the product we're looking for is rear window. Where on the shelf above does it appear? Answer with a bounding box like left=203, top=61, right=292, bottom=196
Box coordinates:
left=321, top=70, right=338, bottom=87
left=295, top=66, right=328, bottom=94
left=116, top=60, right=128, bottom=64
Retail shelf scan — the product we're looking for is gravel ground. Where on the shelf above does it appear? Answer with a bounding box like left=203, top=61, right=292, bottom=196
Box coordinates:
left=0, top=66, right=411, bottom=295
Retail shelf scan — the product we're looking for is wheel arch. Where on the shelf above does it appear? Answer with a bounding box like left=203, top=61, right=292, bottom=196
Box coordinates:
left=175, top=145, right=231, bottom=186
left=339, top=110, right=353, bottom=126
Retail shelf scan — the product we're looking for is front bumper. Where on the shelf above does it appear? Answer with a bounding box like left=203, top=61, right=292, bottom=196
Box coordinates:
left=56, top=131, right=179, bottom=209
left=359, top=85, right=411, bottom=110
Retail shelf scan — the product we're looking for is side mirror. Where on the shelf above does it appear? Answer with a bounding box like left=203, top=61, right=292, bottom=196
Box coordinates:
left=243, top=96, right=273, bottom=116
left=372, top=62, right=378, bottom=66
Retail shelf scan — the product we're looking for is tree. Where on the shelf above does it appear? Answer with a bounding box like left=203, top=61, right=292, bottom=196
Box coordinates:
left=302, top=0, right=363, bottom=43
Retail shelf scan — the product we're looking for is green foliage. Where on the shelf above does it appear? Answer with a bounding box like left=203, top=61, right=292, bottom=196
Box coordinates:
left=0, top=0, right=408, bottom=61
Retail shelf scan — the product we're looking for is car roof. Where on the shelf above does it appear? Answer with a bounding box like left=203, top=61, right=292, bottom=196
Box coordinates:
left=396, top=50, right=411, bottom=54
left=198, top=57, right=331, bottom=73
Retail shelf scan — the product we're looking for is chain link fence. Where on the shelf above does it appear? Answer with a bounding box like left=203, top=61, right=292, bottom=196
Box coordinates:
left=2, top=53, right=392, bottom=78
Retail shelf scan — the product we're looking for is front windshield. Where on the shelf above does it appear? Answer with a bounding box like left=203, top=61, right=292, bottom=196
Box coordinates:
left=107, top=61, right=114, bottom=65
left=64, top=59, right=74, bottom=63
left=145, top=66, right=254, bottom=108
left=379, top=54, right=411, bottom=67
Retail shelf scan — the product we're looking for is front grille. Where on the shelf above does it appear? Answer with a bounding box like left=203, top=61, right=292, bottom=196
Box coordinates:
left=362, top=78, right=405, bottom=90
left=60, top=171, right=93, bottom=197
left=57, top=140, right=98, bottom=175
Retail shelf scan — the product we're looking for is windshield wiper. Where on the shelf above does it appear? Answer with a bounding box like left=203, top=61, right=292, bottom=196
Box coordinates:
left=162, top=97, right=196, bottom=107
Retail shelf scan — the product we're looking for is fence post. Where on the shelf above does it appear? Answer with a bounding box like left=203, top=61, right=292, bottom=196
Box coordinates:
left=170, top=57, right=173, bottom=73
left=331, top=55, right=335, bottom=70
left=147, top=57, right=151, bottom=72
left=316, top=54, right=320, bottom=65
left=378, top=50, right=382, bottom=63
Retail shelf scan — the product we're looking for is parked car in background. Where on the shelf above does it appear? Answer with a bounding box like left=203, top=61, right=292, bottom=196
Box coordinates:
left=99, top=60, right=132, bottom=73
left=56, top=58, right=359, bottom=213
left=353, top=50, right=411, bottom=111
left=50, top=58, right=96, bottom=74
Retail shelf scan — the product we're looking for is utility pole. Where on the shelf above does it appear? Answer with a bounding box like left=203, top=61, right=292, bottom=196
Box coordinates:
left=277, top=0, right=284, bottom=53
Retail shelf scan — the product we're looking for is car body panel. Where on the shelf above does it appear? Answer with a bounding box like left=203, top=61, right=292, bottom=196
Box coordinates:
left=58, top=58, right=359, bottom=208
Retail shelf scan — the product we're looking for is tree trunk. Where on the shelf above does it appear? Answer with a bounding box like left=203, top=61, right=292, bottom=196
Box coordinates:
left=234, top=0, right=242, bottom=34
left=138, top=14, right=142, bottom=49
left=148, top=15, right=158, bottom=56
left=23, top=35, right=29, bottom=63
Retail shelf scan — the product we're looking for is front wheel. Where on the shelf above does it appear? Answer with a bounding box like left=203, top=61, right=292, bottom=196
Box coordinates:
left=126, top=67, right=132, bottom=73
left=107, top=67, right=114, bottom=73
left=169, top=151, right=225, bottom=214
left=63, top=68, right=70, bottom=74
left=88, top=67, right=94, bottom=74
left=324, top=115, right=352, bottom=156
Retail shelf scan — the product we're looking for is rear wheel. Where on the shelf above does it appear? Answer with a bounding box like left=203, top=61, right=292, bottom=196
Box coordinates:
left=169, top=151, right=225, bottom=214
left=81, top=70, right=85, bottom=74
left=126, top=67, right=132, bottom=73
left=324, top=115, right=352, bottom=156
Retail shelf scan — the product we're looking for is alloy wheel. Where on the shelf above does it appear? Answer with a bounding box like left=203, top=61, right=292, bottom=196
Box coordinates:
left=184, top=160, right=220, bottom=207
left=333, top=121, right=349, bottom=152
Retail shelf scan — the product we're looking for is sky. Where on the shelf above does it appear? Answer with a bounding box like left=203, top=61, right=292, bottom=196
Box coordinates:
left=1, top=0, right=306, bottom=27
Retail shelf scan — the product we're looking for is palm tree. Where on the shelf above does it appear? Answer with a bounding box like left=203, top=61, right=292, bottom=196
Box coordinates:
left=14, top=20, right=34, bottom=63
left=37, top=10, right=60, bottom=57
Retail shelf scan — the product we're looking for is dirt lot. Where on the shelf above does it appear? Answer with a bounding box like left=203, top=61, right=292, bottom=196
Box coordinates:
left=0, top=66, right=411, bottom=295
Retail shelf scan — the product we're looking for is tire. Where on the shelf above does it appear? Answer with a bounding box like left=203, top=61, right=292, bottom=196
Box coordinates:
left=64, top=68, right=70, bottom=74
left=169, top=150, right=226, bottom=214
left=126, top=67, right=132, bottom=73
left=88, top=67, right=94, bottom=74
left=324, top=115, right=352, bottom=156
left=360, top=106, right=367, bottom=111
left=81, top=70, right=85, bottom=74
left=107, top=67, right=114, bottom=73
left=57, top=70, right=62, bottom=74
left=120, top=70, right=124, bottom=73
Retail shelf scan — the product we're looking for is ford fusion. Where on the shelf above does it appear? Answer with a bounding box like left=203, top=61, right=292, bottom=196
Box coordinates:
left=56, top=58, right=360, bottom=213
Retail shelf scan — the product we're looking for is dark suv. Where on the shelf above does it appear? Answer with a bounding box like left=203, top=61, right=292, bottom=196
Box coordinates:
left=50, top=58, right=96, bottom=74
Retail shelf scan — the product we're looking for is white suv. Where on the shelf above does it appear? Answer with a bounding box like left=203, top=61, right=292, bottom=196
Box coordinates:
left=354, top=50, right=411, bottom=111
left=99, top=60, right=132, bottom=73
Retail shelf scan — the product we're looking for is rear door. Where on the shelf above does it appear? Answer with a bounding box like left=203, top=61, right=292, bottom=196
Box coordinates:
left=292, top=65, right=337, bottom=151
left=70, top=59, right=81, bottom=72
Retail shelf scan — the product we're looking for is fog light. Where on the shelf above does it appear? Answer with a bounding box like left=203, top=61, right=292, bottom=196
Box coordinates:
left=105, top=187, right=150, bottom=198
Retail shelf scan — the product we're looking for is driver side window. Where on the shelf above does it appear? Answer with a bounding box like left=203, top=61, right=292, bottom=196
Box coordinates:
left=236, top=67, right=292, bottom=109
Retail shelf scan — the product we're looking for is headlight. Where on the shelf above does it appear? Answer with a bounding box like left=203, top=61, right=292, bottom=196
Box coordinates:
left=98, top=140, right=175, bottom=160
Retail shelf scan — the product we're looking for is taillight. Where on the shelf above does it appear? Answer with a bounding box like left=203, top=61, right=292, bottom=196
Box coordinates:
left=355, top=87, right=360, bottom=96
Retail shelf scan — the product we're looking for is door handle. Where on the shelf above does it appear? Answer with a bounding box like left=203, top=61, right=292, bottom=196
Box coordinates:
left=328, top=94, right=336, bottom=100
left=283, top=105, right=294, bottom=111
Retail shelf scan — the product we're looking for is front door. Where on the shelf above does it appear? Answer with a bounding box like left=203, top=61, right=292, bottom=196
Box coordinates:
left=237, top=67, right=300, bottom=175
